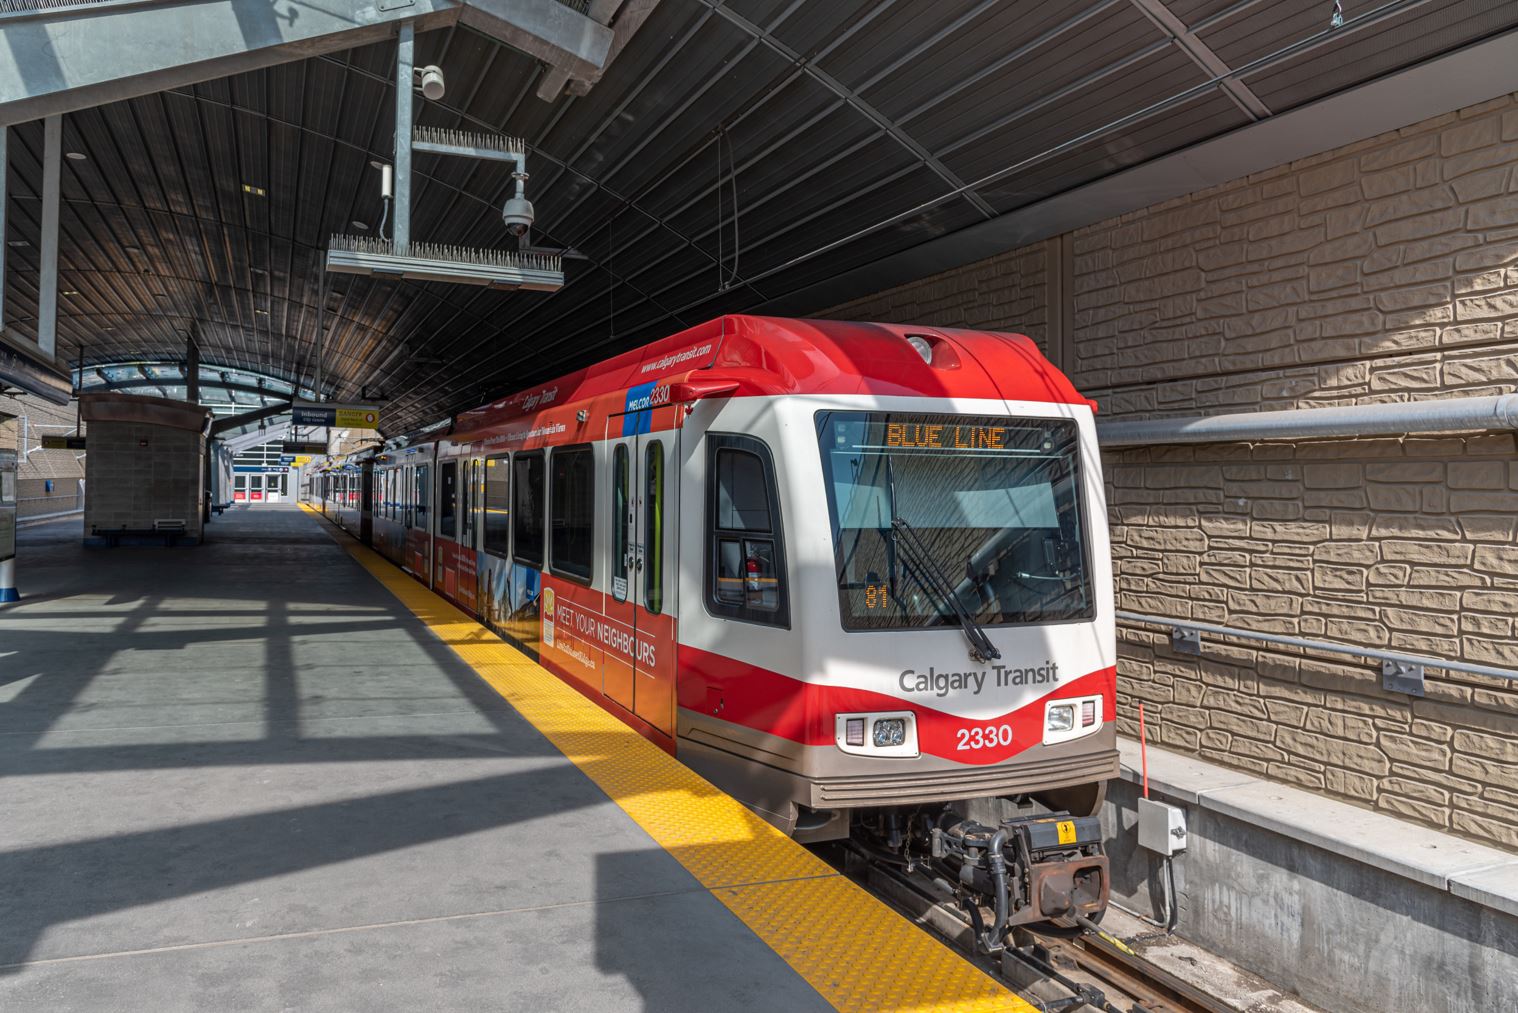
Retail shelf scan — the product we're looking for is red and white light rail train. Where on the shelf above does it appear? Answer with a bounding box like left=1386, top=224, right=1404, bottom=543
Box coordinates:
left=312, top=315, right=1116, bottom=932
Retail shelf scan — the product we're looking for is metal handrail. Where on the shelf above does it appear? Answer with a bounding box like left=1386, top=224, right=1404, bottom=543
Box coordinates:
left=1115, top=610, right=1518, bottom=697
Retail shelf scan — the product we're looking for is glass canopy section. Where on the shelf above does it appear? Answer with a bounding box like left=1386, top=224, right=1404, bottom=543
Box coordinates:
left=74, top=362, right=319, bottom=436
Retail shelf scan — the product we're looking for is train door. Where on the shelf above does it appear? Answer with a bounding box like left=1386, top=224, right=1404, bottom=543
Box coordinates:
left=417, top=462, right=433, bottom=587
left=436, top=458, right=458, bottom=599
left=359, top=460, right=374, bottom=546
left=603, top=406, right=679, bottom=736
left=463, top=457, right=482, bottom=614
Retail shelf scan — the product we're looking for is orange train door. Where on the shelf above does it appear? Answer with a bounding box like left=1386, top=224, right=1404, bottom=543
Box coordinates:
left=603, top=405, right=680, bottom=736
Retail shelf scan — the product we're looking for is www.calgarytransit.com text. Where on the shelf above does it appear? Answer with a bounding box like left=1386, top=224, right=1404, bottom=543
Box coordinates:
left=899, top=662, right=1059, bottom=698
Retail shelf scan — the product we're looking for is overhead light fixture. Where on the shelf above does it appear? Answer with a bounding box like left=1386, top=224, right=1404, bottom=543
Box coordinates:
left=351, top=220, right=369, bottom=231
left=7, top=238, right=28, bottom=247
left=241, top=183, right=266, bottom=196
left=369, top=159, right=388, bottom=171
left=255, top=308, right=270, bottom=315
left=414, top=65, right=446, bottom=102
left=65, top=151, right=87, bottom=161
left=61, top=289, right=80, bottom=296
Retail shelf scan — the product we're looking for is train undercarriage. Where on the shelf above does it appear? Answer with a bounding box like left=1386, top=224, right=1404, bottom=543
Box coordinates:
left=851, top=801, right=1110, bottom=952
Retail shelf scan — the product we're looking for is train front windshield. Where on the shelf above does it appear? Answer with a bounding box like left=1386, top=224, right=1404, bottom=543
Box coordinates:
left=817, top=412, right=1093, bottom=630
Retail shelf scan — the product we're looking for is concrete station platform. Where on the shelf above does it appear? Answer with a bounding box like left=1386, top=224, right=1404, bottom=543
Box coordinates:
left=0, top=505, right=1025, bottom=1011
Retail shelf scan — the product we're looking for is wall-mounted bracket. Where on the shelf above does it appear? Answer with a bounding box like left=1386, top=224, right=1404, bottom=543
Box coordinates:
left=325, top=236, right=563, bottom=291
left=412, top=126, right=526, bottom=164
left=1381, top=659, right=1426, bottom=697
left=1171, top=626, right=1202, bottom=655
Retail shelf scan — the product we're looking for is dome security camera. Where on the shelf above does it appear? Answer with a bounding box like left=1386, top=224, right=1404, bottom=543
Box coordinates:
left=415, top=65, right=445, bottom=102
left=501, top=195, right=535, bottom=238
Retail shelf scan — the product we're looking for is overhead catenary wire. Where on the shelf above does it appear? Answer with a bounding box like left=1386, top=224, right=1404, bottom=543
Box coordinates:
left=725, top=128, right=740, bottom=291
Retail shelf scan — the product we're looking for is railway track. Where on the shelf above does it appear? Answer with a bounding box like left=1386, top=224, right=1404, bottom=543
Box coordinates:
left=826, top=842, right=1230, bottom=1013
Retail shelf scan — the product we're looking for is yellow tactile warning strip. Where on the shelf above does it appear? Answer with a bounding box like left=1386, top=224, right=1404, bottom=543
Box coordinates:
left=303, top=506, right=1032, bottom=1013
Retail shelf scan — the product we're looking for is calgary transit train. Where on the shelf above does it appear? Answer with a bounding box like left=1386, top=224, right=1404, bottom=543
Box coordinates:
left=316, top=315, right=1116, bottom=933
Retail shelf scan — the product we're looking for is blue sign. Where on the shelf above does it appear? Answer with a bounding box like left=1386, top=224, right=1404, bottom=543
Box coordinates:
left=292, top=406, right=335, bottom=427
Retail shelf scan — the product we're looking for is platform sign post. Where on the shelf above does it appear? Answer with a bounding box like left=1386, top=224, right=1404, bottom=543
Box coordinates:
left=0, top=448, right=18, bottom=602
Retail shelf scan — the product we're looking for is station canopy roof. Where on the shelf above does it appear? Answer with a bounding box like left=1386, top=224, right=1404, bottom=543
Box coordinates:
left=3, top=0, right=1515, bottom=433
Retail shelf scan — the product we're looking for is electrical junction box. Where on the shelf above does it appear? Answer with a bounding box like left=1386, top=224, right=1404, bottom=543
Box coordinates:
left=1138, top=797, right=1188, bottom=856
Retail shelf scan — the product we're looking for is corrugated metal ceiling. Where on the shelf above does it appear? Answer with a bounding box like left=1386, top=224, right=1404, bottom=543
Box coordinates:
left=2, top=0, right=1515, bottom=433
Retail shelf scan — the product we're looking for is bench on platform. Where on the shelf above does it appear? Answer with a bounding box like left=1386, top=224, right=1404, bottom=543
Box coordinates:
left=91, top=519, right=188, bottom=547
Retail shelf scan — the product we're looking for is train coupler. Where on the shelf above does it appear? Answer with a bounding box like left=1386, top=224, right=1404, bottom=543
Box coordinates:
left=930, top=810, right=1110, bottom=949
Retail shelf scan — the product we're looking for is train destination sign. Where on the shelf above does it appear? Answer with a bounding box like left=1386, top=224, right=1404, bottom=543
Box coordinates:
left=40, top=435, right=87, bottom=450
left=290, top=402, right=381, bottom=429
left=282, top=441, right=328, bottom=455
left=884, top=422, right=1010, bottom=451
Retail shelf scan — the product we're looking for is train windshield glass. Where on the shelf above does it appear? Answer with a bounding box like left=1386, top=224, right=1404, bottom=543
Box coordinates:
left=816, top=412, right=1093, bottom=630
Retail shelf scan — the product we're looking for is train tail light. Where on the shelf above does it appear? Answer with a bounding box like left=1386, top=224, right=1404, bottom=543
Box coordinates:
left=844, top=718, right=866, bottom=747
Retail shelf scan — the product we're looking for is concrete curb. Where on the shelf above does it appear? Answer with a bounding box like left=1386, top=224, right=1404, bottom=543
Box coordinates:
left=1117, top=737, right=1518, bottom=919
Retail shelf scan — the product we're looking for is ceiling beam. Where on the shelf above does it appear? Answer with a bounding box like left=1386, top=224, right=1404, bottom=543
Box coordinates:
left=1128, top=0, right=1270, bottom=120
left=458, top=0, right=613, bottom=83
left=766, top=25, right=1518, bottom=317
left=210, top=399, right=293, bottom=436
left=0, top=0, right=617, bottom=128
left=81, top=375, right=286, bottom=401
left=565, top=0, right=661, bottom=97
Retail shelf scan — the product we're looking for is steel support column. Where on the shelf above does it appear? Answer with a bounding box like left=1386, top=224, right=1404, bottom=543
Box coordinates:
left=186, top=334, right=200, bottom=404
left=393, top=23, right=414, bottom=254
left=37, top=115, right=60, bottom=360
left=0, top=125, right=6, bottom=331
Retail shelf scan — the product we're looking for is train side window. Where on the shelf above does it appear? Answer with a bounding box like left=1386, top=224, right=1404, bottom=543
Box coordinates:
left=484, top=454, right=511, bottom=557
left=549, top=445, right=594, bottom=583
left=512, top=451, right=545, bottom=569
left=439, top=461, right=458, bottom=539
left=611, top=444, right=630, bottom=602
left=644, top=441, right=664, bottom=616
left=471, top=460, right=481, bottom=542
left=461, top=461, right=472, bottom=543
left=706, top=435, right=788, bottom=627
left=416, top=464, right=430, bottom=529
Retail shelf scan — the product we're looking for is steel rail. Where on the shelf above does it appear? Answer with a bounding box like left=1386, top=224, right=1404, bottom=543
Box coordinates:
left=1097, top=395, right=1518, bottom=446
left=1116, top=610, right=1518, bottom=697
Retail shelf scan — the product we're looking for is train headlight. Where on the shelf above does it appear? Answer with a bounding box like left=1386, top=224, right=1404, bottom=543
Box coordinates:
left=873, top=718, right=906, bottom=747
left=835, top=711, right=917, bottom=757
left=1043, top=695, right=1104, bottom=745
left=905, top=335, right=934, bottom=363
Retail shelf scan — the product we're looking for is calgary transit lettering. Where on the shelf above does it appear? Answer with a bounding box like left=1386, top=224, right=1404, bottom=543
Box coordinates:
left=899, top=661, right=1060, bottom=697
left=886, top=422, right=1007, bottom=450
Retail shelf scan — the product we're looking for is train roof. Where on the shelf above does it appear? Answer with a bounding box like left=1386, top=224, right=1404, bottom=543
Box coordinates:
left=449, top=315, right=1092, bottom=438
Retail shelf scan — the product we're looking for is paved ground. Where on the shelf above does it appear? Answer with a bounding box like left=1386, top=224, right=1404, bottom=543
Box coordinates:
left=0, top=505, right=830, bottom=1010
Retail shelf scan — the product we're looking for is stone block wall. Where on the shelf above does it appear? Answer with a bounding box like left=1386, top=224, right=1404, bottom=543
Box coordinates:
left=819, top=94, right=1518, bottom=850
left=84, top=421, right=205, bottom=541
left=824, top=239, right=1054, bottom=349
left=16, top=478, right=84, bottom=519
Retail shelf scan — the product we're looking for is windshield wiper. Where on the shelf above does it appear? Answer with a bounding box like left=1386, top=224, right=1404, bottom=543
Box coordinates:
left=890, top=517, right=1001, bottom=663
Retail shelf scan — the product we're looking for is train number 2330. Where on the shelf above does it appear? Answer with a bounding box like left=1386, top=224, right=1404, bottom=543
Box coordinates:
left=956, top=724, right=1015, bottom=750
